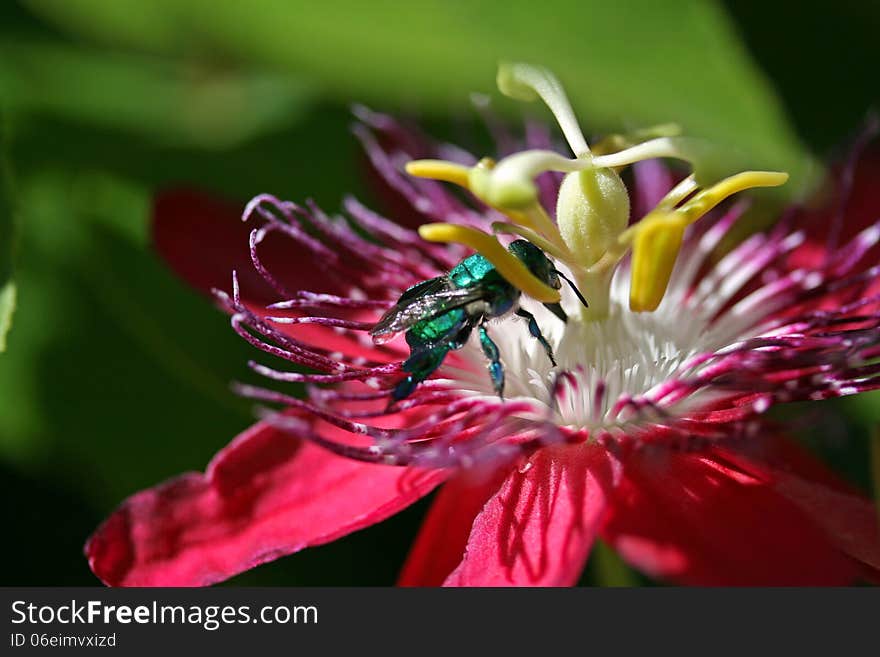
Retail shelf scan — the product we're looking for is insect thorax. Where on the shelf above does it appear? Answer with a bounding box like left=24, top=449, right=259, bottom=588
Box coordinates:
left=449, top=253, right=498, bottom=287
left=450, top=254, right=518, bottom=317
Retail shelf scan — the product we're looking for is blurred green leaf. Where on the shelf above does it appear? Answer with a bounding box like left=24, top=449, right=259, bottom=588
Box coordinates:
left=724, top=1, right=880, bottom=155
left=0, top=116, right=18, bottom=352
left=0, top=282, right=14, bottom=353
left=0, top=112, right=433, bottom=583
left=0, top=39, right=315, bottom=149
left=590, top=539, right=640, bottom=587
left=872, top=426, right=880, bottom=523
left=6, top=0, right=874, bottom=588
left=839, top=391, right=880, bottom=439
left=23, top=0, right=815, bottom=189
left=0, top=163, right=251, bottom=476
left=0, top=98, right=368, bottom=466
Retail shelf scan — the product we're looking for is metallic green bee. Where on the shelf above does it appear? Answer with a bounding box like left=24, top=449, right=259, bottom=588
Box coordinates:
left=371, top=240, right=588, bottom=402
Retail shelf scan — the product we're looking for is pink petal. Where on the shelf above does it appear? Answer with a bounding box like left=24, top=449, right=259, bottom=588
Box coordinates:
left=600, top=449, right=860, bottom=585
left=398, top=464, right=513, bottom=586
left=86, top=420, right=446, bottom=586
left=443, top=444, right=618, bottom=587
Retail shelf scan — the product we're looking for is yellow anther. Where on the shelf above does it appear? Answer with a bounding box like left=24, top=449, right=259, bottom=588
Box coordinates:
left=624, top=170, right=789, bottom=312
left=405, top=160, right=472, bottom=188
left=405, top=157, right=561, bottom=241
left=677, top=171, right=789, bottom=222
left=628, top=213, right=686, bottom=312
left=417, top=223, right=561, bottom=303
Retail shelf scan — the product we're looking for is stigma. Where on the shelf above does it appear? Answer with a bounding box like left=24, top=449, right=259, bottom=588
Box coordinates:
left=406, top=62, right=789, bottom=319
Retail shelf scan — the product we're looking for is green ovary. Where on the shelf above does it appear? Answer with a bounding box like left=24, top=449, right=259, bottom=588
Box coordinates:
left=556, top=167, right=630, bottom=270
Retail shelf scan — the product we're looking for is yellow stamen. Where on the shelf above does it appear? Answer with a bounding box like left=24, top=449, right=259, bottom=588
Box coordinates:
left=623, top=170, right=789, bottom=312
left=405, top=158, right=559, bottom=242
left=677, top=171, right=789, bottom=222
left=418, top=223, right=561, bottom=303
left=628, top=213, right=686, bottom=312
left=405, top=160, right=471, bottom=188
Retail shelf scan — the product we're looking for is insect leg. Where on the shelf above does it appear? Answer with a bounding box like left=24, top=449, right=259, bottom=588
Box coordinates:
left=393, top=347, right=449, bottom=401
left=479, top=322, right=505, bottom=398
left=515, top=308, right=557, bottom=366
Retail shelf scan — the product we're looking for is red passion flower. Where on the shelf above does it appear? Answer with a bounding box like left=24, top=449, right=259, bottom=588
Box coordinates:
left=87, top=65, right=880, bottom=586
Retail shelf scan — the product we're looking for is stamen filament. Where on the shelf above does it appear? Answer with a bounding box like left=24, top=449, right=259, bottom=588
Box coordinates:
left=520, top=202, right=566, bottom=244
left=591, top=123, right=682, bottom=156
left=418, top=223, right=562, bottom=303
left=590, top=136, right=702, bottom=170
left=656, top=174, right=698, bottom=211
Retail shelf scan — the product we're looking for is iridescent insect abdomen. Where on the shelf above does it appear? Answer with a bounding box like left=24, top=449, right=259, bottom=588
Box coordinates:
left=407, top=307, right=467, bottom=344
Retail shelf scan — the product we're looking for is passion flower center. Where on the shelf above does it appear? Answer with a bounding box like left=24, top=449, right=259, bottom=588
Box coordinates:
left=406, top=62, right=788, bottom=320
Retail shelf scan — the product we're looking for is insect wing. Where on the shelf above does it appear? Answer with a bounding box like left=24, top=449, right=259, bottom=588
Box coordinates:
left=371, top=277, right=448, bottom=341
left=371, top=284, right=489, bottom=343
left=395, top=276, right=448, bottom=305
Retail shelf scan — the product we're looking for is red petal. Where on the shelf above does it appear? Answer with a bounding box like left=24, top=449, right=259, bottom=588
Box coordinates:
left=85, top=421, right=445, bottom=586
left=717, top=436, right=880, bottom=572
left=442, top=444, right=618, bottom=587
left=398, top=464, right=513, bottom=586
left=152, top=188, right=400, bottom=363
left=153, top=189, right=273, bottom=302
left=152, top=188, right=353, bottom=302
left=718, top=432, right=860, bottom=495
left=600, top=449, right=860, bottom=585
left=771, top=471, right=880, bottom=572
left=789, top=139, right=880, bottom=270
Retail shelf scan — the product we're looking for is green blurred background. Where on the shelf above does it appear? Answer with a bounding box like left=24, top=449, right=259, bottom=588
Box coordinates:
left=1, top=0, right=878, bottom=585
